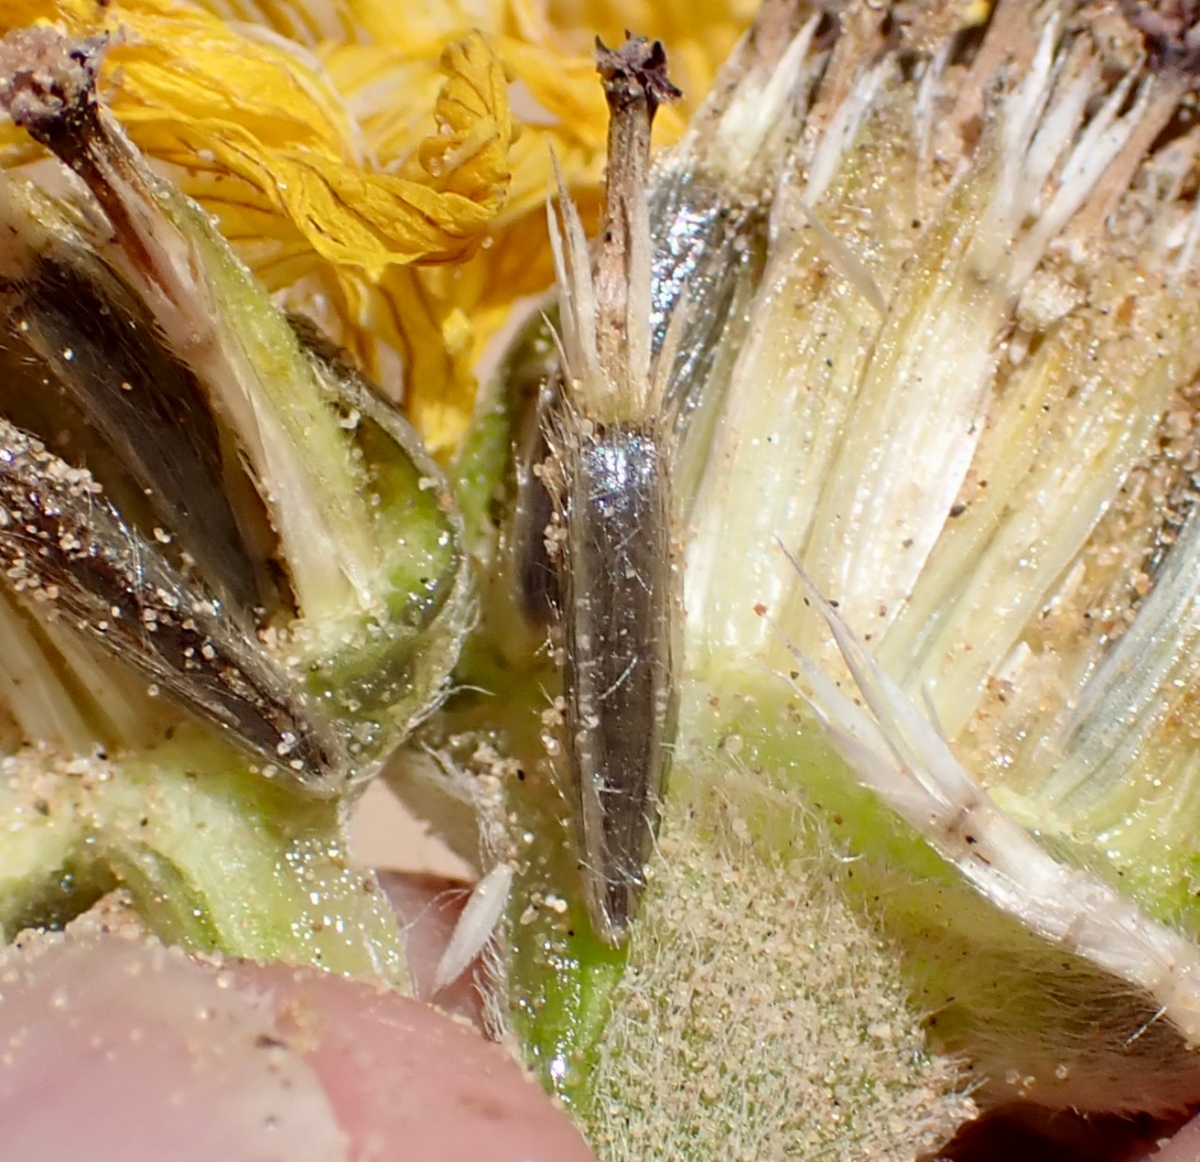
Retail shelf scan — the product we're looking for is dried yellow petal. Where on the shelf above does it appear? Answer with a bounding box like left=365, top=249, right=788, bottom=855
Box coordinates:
left=0, top=0, right=748, bottom=454
left=0, top=1, right=514, bottom=274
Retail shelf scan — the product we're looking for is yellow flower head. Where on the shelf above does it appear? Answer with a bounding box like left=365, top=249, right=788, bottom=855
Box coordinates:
left=0, top=0, right=740, bottom=451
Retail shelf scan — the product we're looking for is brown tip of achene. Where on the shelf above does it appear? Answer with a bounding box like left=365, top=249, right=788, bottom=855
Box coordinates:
left=594, top=34, right=682, bottom=120
left=0, top=27, right=106, bottom=145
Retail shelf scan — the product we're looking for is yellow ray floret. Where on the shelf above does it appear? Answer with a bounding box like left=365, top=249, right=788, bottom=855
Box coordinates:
left=0, top=0, right=743, bottom=453
left=0, top=0, right=513, bottom=275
